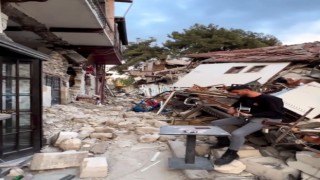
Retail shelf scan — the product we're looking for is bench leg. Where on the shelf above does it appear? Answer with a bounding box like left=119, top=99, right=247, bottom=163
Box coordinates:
left=185, top=135, right=196, bottom=164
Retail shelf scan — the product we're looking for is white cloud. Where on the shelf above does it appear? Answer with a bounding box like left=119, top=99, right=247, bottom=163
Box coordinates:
left=138, top=12, right=168, bottom=26
left=277, top=20, right=320, bottom=45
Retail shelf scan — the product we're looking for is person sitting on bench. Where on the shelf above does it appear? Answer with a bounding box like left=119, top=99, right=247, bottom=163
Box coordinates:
left=211, top=84, right=284, bottom=165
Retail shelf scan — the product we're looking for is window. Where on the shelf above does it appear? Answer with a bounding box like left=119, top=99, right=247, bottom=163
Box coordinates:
left=225, top=66, right=246, bottom=74
left=246, top=65, right=266, bottom=73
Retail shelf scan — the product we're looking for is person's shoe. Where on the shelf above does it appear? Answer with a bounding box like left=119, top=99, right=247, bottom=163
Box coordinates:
left=214, top=149, right=239, bottom=165
left=210, top=136, right=230, bottom=149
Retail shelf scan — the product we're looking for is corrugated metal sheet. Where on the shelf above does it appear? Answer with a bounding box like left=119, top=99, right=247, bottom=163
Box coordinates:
left=173, top=62, right=290, bottom=88
left=276, top=82, right=320, bottom=119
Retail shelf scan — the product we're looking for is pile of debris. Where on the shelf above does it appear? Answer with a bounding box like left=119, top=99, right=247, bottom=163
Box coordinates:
left=2, top=96, right=177, bottom=179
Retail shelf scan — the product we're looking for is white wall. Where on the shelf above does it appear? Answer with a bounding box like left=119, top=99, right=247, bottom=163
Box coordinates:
left=173, top=62, right=290, bottom=88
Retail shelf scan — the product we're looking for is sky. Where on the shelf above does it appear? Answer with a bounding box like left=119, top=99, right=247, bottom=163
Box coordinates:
left=115, top=0, right=320, bottom=45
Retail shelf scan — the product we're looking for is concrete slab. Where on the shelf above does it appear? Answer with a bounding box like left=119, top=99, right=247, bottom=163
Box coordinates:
left=296, top=151, right=320, bottom=169
left=287, top=160, right=320, bottom=178
left=30, top=151, right=88, bottom=170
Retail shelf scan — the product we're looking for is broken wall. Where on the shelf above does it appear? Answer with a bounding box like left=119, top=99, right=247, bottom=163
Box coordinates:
left=41, top=50, right=86, bottom=106
left=139, top=83, right=172, bottom=97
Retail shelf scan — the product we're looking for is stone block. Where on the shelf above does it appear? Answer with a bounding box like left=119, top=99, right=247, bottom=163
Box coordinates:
left=94, top=127, right=115, bottom=133
left=287, top=160, right=320, bottom=178
left=90, top=142, right=108, bottom=154
left=80, top=157, right=108, bottom=178
left=138, top=134, right=160, bottom=143
left=7, top=167, right=24, bottom=177
left=240, top=157, right=299, bottom=180
left=135, top=127, right=159, bottom=135
left=90, top=133, right=113, bottom=140
left=153, top=120, right=168, bottom=128
left=53, top=132, right=79, bottom=146
left=296, top=151, right=320, bottom=169
left=159, top=135, right=177, bottom=142
left=117, top=121, right=133, bottom=128
left=58, top=138, right=82, bottom=151
left=30, top=151, right=88, bottom=170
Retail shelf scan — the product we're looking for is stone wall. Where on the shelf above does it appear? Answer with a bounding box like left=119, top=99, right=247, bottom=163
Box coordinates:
left=69, top=66, right=86, bottom=102
left=42, top=51, right=70, bottom=105
left=43, top=51, right=70, bottom=81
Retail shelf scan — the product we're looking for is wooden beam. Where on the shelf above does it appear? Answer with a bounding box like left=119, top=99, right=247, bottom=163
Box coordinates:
left=2, top=3, right=69, bottom=46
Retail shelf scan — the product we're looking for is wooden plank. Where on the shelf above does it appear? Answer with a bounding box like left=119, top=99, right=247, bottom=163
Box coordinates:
left=156, top=91, right=175, bottom=115
left=168, top=141, right=210, bottom=180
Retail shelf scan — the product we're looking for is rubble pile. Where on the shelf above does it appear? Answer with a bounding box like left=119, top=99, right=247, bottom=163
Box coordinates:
left=10, top=97, right=171, bottom=179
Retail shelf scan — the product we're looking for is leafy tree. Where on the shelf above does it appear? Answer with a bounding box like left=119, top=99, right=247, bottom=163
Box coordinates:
left=114, top=38, right=167, bottom=72
left=163, top=24, right=281, bottom=55
left=114, top=24, right=282, bottom=72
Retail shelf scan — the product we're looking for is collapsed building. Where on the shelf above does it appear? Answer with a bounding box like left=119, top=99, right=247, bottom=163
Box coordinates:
left=129, top=41, right=320, bottom=152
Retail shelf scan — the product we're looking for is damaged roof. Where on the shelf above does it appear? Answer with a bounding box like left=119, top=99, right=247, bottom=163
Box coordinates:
left=187, top=42, right=320, bottom=63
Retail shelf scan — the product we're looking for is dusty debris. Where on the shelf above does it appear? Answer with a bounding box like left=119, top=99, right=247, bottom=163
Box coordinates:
left=89, top=142, right=108, bottom=154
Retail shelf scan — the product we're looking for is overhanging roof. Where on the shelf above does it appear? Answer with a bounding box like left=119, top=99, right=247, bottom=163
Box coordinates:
left=0, top=35, right=49, bottom=60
